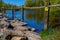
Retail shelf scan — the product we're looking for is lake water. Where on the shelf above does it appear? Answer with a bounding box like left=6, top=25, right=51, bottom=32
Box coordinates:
left=5, top=10, right=44, bottom=33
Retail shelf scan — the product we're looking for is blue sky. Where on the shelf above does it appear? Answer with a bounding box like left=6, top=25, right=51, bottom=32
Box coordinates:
left=2, top=0, right=25, bottom=6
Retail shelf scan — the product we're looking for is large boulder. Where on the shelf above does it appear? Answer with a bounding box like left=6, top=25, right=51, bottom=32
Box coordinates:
left=0, top=13, right=2, bottom=16
left=11, top=37, right=21, bottom=40
left=24, top=31, right=41, bottom=40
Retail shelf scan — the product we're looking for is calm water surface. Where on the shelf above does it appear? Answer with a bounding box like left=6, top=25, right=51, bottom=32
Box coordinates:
left=6, top=10, right=44, bottom=33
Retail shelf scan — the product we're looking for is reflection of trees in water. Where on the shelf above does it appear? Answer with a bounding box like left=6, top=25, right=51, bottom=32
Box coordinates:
left=25, top=9, right=44, bottom=24
left=25, top=10, right=33, bottom=20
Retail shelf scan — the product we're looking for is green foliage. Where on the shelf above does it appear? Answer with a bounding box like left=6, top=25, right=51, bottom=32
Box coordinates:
left=40, top=29, right=54, bottom=37
left=0, top=0, right=2, bottom=8
left=25, top=0, right=60, bottom=27
left=25, top=0, right=32, bottom=7
left=0, top=0, right=18, bottom=9
left=40, top=26, right=60, bottom=40
left=25, top=0, right=44, bottom=23
left=25, top=0, right=44, bottom=7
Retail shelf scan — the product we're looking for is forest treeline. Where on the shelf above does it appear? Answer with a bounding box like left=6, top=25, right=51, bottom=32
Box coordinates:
left=25, top=0, right=60, bottom=28
left=0, top=0, right=18, bottom=9
left=0, top=0, right=60, bottom=28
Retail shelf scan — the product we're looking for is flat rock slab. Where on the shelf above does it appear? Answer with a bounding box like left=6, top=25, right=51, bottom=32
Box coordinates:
left=11, top=21, right=27, bottom=26
left=11, top=37, right=21, bottom=40
left=24, top=31, right=41, bottom=40
left=11, top=31, right=41, bottom=40
left=3, top=29, right=41, bottom=40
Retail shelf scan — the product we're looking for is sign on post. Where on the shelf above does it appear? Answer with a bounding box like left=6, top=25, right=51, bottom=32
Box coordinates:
left=45, top=7, right=48, bottom=11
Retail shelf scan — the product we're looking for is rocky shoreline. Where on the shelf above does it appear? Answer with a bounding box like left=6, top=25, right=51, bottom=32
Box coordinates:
left=0, top=13, right=41, bottom=40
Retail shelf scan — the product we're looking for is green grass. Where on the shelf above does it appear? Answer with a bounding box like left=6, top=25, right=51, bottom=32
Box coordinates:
left=39, top=26, right=60, bottom=40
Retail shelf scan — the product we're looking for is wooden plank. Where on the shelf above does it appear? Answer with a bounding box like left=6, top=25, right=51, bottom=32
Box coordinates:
left=44, top=2, right=49, bottom=30
left=2, top=4, right=60, bottom=10
left=21, top=6, right=24, bottom=22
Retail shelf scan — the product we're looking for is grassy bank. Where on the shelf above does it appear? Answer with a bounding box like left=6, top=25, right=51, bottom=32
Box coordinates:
left=39, top=26, right=60, bottom=40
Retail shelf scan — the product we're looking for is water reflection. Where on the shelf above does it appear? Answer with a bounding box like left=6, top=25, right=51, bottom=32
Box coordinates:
left=25, top=9, right=44, bottom=24
left=5, top=9, right=44, bottom=33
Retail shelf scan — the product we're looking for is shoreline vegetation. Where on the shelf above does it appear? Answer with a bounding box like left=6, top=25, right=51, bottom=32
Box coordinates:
left=0, top=0, right=60, bottom=40
left=0, top=0, right=20, bottom=9
left=25, top=0, right=60, bottom=40
left=40, top=26, right=60, bottom=40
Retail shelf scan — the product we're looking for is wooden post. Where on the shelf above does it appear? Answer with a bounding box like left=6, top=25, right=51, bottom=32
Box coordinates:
left=12, top=7, right=14, bottom=20
left=44, top=2, right=49, bottom=30
left=4, top=8, right=6, bottom=14
left=0, top=8, right=2, bottom=13
left=21, top=5, right=24, bottom=22
left=0, top=0, right=2, bottom=12
left=2, top=7, right=6, bottom=14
